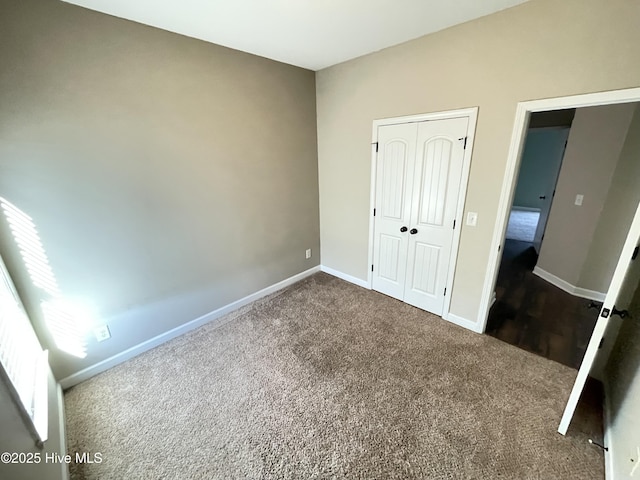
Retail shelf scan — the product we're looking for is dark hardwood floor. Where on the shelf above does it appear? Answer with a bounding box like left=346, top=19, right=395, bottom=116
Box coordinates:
left=486, top=239, right=600, bottom=369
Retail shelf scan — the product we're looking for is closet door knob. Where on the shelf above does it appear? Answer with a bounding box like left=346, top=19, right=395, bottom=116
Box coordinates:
left=410, top=228, right=418, bottom=235
left=400, top=226, right=408, bottom=232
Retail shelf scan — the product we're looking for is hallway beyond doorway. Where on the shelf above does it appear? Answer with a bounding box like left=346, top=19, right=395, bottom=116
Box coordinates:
left=486, top=239, right=599, bottom=369
left=505, top=208, right=540, bottom=242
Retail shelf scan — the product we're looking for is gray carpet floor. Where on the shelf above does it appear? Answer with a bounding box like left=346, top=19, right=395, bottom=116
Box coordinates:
left=64, top=272, right=604, bottom=479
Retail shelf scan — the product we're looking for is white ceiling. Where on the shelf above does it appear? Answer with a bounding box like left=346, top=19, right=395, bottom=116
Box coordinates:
left=62, top=0, right=529, bottom=71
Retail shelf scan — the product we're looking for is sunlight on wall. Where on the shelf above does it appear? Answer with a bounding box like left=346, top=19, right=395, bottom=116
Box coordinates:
left=40, top=299, right=91, bottom=358
left=0, top=198, right=89, bottom=358
left=1, top=201, right=59, bottom=297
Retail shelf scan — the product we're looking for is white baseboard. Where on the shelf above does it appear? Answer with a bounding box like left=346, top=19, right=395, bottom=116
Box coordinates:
left=320, top=265, right=369, bottom=289
left=533, top=267, right=606, bottom=302
left=443, top=312, right=483, bottom=333
left=533, top=266, right=574, bottom=294
left=573, top=286, right=607, bottom=303
left=59, top=266, right=321, bottom=389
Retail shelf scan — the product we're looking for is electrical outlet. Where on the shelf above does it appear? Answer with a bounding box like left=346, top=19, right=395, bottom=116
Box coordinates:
left=93, top=325, right=111, bottom=342
left=575, top=194, right=584, bottom=206
left=466, top=212, right=478, bottom=226
left=305, top=248, right=312, bottom=259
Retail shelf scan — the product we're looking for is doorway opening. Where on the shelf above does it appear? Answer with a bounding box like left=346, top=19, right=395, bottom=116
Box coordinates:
left=486, top=101, right=640, bottom=370
left=474, top=86, right=640, bottom=436
left=504, top=110, right=574, bottom=253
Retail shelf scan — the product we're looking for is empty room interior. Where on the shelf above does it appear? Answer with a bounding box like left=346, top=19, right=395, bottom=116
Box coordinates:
left=1, top=0, right=639, bottom=479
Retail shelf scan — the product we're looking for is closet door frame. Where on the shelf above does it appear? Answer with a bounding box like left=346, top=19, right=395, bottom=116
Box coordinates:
left=367, top=107, right=478, bottom=324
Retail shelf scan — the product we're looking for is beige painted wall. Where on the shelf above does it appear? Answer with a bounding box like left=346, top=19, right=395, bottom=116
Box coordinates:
left=0, top=0, right=319, bottom=379
left=316, top=0, right=640, bottom=323
left=579, top=104, right=640, bottom=293
left=536, top=104, right=635, bottom=288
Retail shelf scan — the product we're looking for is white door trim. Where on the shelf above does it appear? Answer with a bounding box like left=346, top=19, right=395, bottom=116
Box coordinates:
left=367, top=107, right=479, bottom=320
left=478, top=87, right=640, bottom=333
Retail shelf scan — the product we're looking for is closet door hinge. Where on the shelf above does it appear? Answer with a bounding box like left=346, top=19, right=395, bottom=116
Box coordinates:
left=371, top=264, right=374, bottom=272
left=373, top=208, right=376, bottom=217
left=444, top=287, right=447, bottom=296
left=373, top=142, right=379, bottom=153
left=459, top=136, right=468, bottom=149
left=453, top=219, right=456, bottom=229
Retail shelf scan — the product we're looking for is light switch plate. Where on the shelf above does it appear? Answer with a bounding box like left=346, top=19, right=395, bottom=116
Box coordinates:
left=466, top=212, right=478, bottom=226
left=575, top=194, right=584, bottom=206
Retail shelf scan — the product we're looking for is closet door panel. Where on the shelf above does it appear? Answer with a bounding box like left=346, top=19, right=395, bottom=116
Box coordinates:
left=371, top=123, right=417, bottom=299
left=404, top=117, right=468, bottom=315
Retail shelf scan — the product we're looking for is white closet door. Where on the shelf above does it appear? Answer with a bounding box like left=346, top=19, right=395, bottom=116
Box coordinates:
left=371, top=123, right=417, bottom=299
left=403, top=118, right=468, bottom=315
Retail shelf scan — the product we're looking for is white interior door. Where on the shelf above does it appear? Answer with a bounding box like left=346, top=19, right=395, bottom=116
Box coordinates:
left=371, top=123, right=418, bottom=299
left=372, top=116, right=468, bottom=317
left=558, top=199, right=640, bottom=435
left=403, top=118, right=468, bottom=315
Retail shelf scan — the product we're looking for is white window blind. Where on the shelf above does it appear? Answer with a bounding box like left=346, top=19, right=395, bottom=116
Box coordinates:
left=0, top=254, right=48, bottom=444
